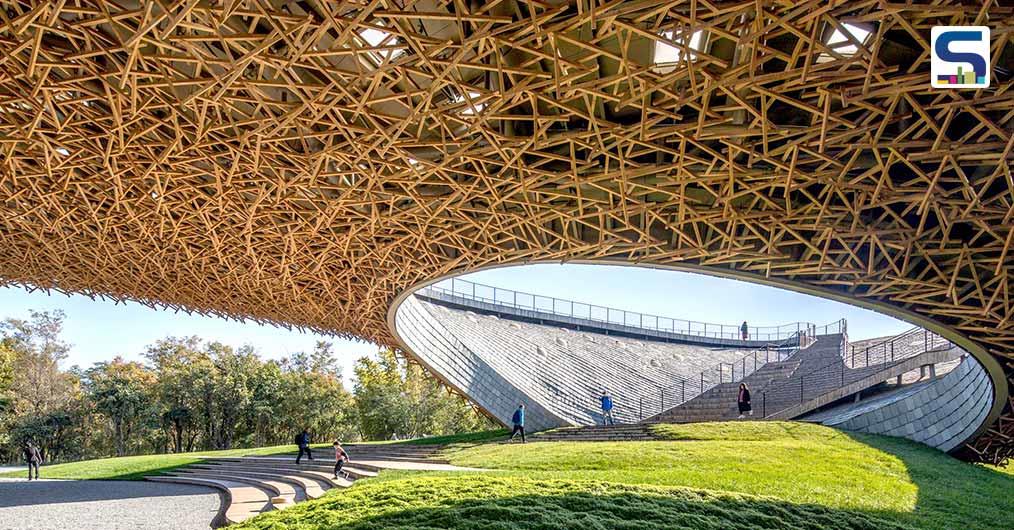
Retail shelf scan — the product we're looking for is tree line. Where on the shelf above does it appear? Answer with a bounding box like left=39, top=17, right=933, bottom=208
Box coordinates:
left=0, top=310, right=496, bottom=463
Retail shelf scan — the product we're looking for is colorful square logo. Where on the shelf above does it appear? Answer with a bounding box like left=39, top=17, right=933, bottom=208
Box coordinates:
left=931, top=26, right=990, bottom=88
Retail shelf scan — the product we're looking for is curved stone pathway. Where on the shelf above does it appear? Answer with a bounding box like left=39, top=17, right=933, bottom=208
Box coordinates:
left=0, top=479, right=220, bottom=530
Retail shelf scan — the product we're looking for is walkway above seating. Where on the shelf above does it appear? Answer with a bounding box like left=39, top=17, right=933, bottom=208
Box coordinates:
left=419, top=278, right=814, bottom=348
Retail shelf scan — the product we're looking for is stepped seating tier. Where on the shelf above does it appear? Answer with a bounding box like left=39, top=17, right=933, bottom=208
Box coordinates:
left=401, top=295, right=777, bottom=430
left=144, top=443, right=461, bottom=527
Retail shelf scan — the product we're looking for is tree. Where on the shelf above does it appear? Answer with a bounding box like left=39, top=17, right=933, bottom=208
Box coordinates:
left=353, top=349, right=409, bottom=440
left=354, top=349, right=496, bottom=441
left=85, top=358, right=157, bottom=456
left=144, top=337, right=205, bottom=453
left=0, top=341, right=13, bottom=414
left=2, top=310, right=75, bottom=416
left=207, top=343, right=256, bottom=450
left=279, top=342, right=357, bottom=444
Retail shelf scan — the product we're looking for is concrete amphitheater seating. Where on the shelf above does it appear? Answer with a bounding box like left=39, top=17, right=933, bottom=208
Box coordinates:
left=145, top=444, right=446, bottom=526
left=399, top=294, right=772, bottom=430
left=397, top=288, right=991, bottom=454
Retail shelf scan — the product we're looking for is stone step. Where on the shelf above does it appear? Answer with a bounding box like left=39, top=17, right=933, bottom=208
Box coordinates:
left=187, top=465, right=328, bottom=500
left=210, top=458, right=379, bottom=479
left=200, top=462, right=355, bottom=488
left=174, top=470, right=299, bottom=508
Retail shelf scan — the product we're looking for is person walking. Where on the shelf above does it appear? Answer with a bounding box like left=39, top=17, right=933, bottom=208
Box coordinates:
left=295, top=429, right=313, bottom=464
left=737, top=383, right=753, bottom=419
left=741, top=321, right=749, bottom=340
left=23, top=442, right=41, bottom=480
left=332, top=441, right=350, bottom=479
left=509, top=404, right=526, bottom=443
left=599, top=391, right=615, bottom=426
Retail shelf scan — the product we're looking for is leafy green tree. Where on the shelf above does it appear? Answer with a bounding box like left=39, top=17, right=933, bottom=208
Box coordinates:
left=144, top=337, right=206, bottom=453
left=353, top=349, right=495, bottom=441
left=207, top=343, right=256, bottom=449
left=85, top=358, right=157, bottom=456
left=2, top=310, right=76, bottom=416
left=0, top=341, right=13, bottom=414
left=353, top=349, right=409, bottom=440
left=279, top=342, right=357, bottom=444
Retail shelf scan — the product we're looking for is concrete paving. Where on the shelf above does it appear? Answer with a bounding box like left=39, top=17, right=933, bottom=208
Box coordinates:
left=0, top=479, right=221, bottom=530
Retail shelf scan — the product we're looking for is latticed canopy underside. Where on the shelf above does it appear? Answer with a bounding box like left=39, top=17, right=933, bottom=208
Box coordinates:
left=0, top=1, right=1012, bottom=461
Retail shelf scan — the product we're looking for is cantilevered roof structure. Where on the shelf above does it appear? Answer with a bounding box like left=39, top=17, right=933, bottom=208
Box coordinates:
left=0, top=1, right=1012, bottom=463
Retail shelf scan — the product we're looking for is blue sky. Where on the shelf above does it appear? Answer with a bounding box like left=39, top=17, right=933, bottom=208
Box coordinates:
left=0, top=264, right=909, bottom=380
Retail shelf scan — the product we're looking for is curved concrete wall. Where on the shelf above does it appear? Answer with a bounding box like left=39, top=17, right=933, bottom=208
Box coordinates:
left=395, top=289, right=996, bottom=451
left=395, top=295, right=570, bottom=431
left=819, top=356, right=993, bottom=452
left=395, top=294, right=785, bottom=430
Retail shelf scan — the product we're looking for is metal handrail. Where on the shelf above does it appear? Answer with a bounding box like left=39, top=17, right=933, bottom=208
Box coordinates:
left=633, top=318, right=847, bottom=421
left=760, top=327, right=953, bottom=418
left=423, top=277, right=815, bottom=342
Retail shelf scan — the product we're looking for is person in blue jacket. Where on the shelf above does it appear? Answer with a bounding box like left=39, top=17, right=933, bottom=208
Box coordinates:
left=509, top=404, right=526, bottom=443
left=600, top=391, right=615, bottom=425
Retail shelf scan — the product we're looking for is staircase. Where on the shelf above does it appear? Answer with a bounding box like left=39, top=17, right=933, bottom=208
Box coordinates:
left=644, top=329, right=958, bottom=425
left=144, top=443, right=459, bottom=527
left=532, top=423, right=660, bottom=442
left=647, top=353, right=806, bottom=423
left=645, top=335, right=845, bottom=423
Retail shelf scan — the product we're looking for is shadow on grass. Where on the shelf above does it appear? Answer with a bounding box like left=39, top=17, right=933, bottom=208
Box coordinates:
left=235, top=475, right=916, bottom=530
left=841, top=431, right=1014, bottom=530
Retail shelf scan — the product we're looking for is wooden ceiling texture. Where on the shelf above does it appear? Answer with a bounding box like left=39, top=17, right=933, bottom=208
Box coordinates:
left=0, top=0, right=1012, bottom=462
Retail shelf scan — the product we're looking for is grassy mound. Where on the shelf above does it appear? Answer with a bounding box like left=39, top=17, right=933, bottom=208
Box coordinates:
left=240, top=422, right=1012, bottom=530
left=0, top=431, right=506, bottom=481
left=6, top=422, right=1011, bottom=529
left=233, top=474, right=912, bottom=530
left=0, top=444, right=317, bottom=481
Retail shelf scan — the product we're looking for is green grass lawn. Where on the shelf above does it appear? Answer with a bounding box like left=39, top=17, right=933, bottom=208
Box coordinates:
left=0, top=444, right=312, bottom=481
left=234, top=422, right=1013, bottom=530
left=0, top=431, right=510, bottom=481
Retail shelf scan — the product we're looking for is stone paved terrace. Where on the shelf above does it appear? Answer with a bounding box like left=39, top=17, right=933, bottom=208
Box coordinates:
left=0, top=479, right=220, bottom=529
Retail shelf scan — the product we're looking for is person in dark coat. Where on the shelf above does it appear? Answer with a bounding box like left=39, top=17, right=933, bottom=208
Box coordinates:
left=509, top=404, right=526, bottom=443
left=737, top=383, right=752, bottom=419
left=741, top=321, right=749, bottom=340
left=23, top=442, right=41, bottom=480
left=295, top=429, right=313, bottom=464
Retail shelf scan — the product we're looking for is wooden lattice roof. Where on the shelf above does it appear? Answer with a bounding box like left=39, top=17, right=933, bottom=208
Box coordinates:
left=1, top=0, right=1013, bottom=462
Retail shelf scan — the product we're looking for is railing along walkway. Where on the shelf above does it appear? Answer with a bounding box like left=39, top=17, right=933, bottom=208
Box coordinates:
left=420, top=277, right=816, bottom=345
left=761, top=328, right=955, bottom=419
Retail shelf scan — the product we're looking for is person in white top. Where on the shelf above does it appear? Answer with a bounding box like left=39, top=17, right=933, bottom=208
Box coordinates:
left=333, top=441, right=350, bottom=479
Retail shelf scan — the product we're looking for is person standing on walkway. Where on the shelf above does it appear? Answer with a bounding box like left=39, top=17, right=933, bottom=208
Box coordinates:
left=332, top=441, right=350, bottom=479
left=23, top=442, right=41, bottom=480
left=599, top=391, right=615, bottom=426
left=295, top=429, right=313, bottom=464
left=509, top=404, right=526, bottom=443
left=741, top=321, right=749, bottom=340
left=737, top=383, right=753, bottom=419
